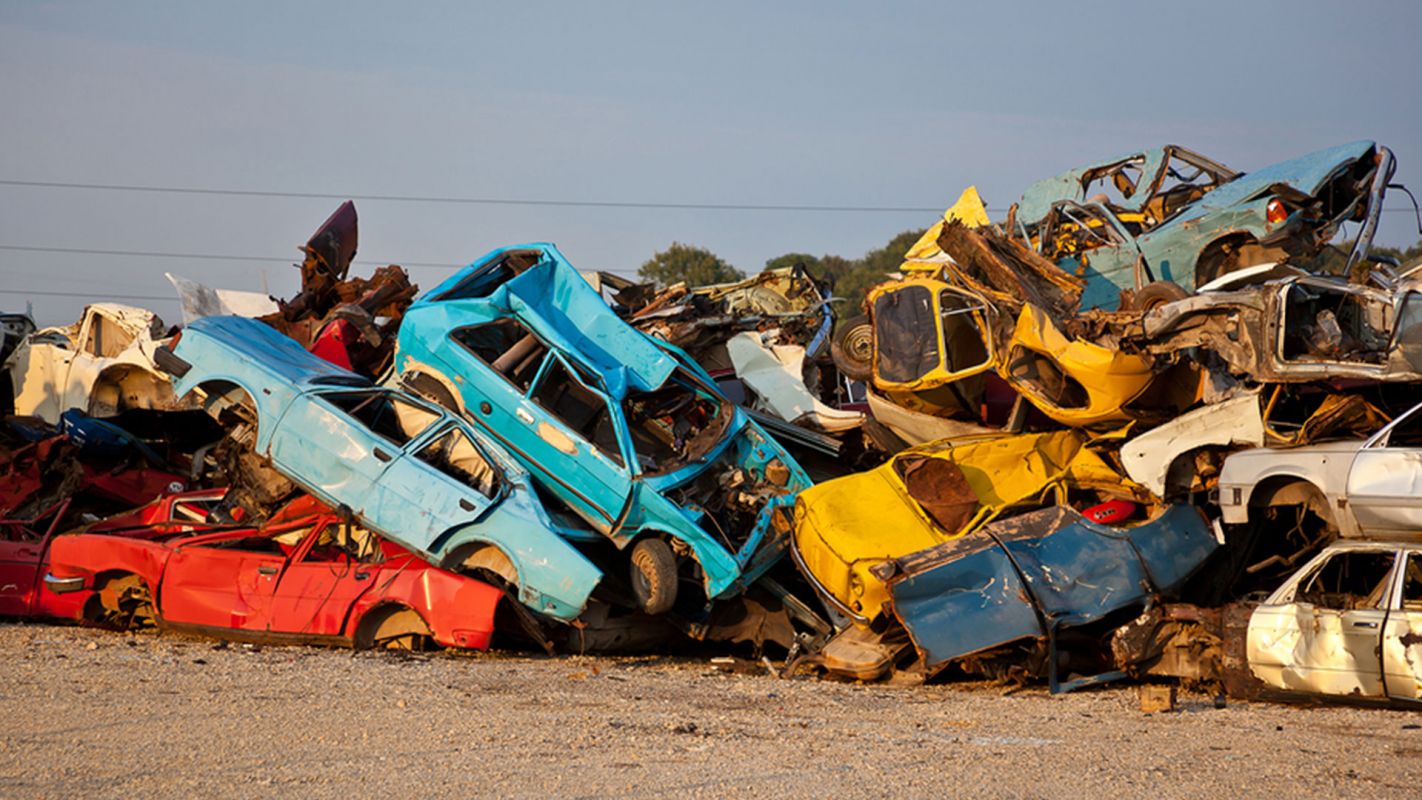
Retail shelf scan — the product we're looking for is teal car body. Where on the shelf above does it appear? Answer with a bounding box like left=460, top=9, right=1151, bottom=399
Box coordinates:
left=393, top=244, right=812, bottom=604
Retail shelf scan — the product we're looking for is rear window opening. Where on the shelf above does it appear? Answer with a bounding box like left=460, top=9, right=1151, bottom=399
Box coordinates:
left=436, top=249, right=545, bottom=301
left=531, top=359, right=624, bottom=467
left=1007, top=348, right=1088, bottom=409
left=874, top=285, right=939, bottom=383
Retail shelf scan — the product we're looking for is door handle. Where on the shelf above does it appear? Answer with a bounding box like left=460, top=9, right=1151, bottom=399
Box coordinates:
left=257, top=566, right=278, bottom=576
left=1352, top=620, right=1379, bottom=629
left=459, top=498, right=477, bottom=512
left=354, top=572, right=370, bottom=581
left=373, top=447, right=393, bottom=463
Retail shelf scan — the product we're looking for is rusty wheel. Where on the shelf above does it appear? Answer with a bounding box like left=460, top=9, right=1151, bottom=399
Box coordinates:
left=91, top=574, right=155, bottom=630
left=361, top=607, right=433, bottom=652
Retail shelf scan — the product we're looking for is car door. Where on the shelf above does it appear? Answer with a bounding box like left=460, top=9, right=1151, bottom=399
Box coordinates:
left=62, top=308, right=133, bottom=412
left=267, top=389, right=439, bottom=519
left=1346, top=405, right=1422, bottom=535
left=522, top=353, right=632, bottom=533
left=0, top=522, right=43, bottom=616
left=267, top=522, right=379, bottom=638
left=1382, top=551, right=1422, bottom=701
left=1247, top=548, right=1395, bottom=697
left=1045, top=202, right=1147, bottom=311
left=158, top=533, right=288, bottom=633
left=365, top=422, right=501, bottom=556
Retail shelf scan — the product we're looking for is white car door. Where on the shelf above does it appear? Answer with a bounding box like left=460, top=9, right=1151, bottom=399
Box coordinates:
left=1248, top=547, right=1397, bottom=698
left=1346, top=406, right=1422, bottom=536
left=1381, top=551, right=1422, bottom=701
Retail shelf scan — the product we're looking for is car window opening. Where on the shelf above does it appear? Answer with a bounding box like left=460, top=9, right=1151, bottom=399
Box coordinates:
left=1281, top=284, right=1391, bottom=364
left=322, top=391, right=440, bottom=446
left=874, top=285, right=939, bottom=384
left=453, top=320, right=549, bottom=392
left=1006, top=347, right=1089, bottom=409
left=530, top=359, right=624, bottom=468
left=436, top=249, right=545, bottom=301
left=1295, top=550, right=1395, bottom=610
left=82, top=313, right=138, bottom=358
left=415, top=427, right=502, bottom=497
left=622, top=373, right=730, bottom=475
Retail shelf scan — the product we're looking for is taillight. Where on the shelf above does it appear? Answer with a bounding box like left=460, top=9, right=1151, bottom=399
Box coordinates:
left=1266, top=198, right=1288, bottom=225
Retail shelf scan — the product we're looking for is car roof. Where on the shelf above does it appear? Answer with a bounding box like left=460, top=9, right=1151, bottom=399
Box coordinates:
left=184, top=315, right=373, bottom=389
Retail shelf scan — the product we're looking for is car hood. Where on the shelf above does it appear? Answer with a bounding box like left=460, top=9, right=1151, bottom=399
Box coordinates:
left=1170, top=140, right=1376, bottom=219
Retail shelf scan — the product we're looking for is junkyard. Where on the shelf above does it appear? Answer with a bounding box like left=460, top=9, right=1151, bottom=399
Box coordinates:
left=6, top=4, right=1422, bottom=797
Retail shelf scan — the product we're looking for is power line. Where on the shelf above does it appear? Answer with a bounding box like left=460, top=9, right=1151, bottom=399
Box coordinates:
left=0, top=287, right=176, bottom=302
left=0, top=178, right=963, bottom=214
left=0, top=243, right=642, bottom=274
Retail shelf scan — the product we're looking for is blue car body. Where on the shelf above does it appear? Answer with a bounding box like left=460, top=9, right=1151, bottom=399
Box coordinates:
left=167, top=315, right=601, bottom=622
left=882, top=503, right=1218, bottom=681
left=1015, top=141, right=1392, bottom=310
left=393, top=244, right=812, bottom=602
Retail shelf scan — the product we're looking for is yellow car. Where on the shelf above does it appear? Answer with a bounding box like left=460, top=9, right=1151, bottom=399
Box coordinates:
left=791, top=430, right=1150, bottom=624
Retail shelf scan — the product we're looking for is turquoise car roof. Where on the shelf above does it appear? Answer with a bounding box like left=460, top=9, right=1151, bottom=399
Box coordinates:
left=182, top=315, right=370, bottom=387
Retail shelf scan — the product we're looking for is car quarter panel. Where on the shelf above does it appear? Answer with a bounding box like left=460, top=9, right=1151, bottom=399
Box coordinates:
left=352, top=564, right=502, bottom=651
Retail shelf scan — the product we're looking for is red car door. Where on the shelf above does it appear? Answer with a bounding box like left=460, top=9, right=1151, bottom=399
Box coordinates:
left=0, top=528, right=42, bottom=616
left=267, top=522, right=380, bottom=639
left=158, top=532, right=287, bottom=633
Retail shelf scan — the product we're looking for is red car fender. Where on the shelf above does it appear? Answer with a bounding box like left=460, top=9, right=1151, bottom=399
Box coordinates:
left=47, top=534, right=173, bottom=617
left=352, top=561, right=501, bottom=650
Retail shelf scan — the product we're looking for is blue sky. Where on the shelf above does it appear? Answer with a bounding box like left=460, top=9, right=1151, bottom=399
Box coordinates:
left=3, top=1, right=1420, bottom=323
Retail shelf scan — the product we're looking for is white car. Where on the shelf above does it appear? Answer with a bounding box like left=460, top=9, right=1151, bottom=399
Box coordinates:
left=3, top=304, right=189, bottom=424
left=1218, top=398, right=1422, bottom=540
left=1248, top=540, right=1422, bottom=701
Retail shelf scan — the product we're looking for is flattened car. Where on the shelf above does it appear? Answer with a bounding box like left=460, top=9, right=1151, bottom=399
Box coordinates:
left=46, top=494, right=503, bottom=651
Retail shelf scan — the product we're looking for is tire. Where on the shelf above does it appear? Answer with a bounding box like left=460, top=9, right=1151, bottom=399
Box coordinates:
left=830, top=314, right=874, bottom=383
left=1128, top=280, right=1190, bottom=312
left=629, top=537, right=678, bottom=616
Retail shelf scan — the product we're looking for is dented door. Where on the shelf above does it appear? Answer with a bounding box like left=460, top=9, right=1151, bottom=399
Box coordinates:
left=1248, top=549, right=1395, bottom=698
left=1382, top=552, right=1422, bottom=700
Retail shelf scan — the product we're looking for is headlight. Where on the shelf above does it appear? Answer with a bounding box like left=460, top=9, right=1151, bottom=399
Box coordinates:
left=1266, top=198, right=1288, bottom=225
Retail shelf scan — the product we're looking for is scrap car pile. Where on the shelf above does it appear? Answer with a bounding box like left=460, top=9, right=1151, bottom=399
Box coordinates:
left=5, top=139, right=1422, bottom=707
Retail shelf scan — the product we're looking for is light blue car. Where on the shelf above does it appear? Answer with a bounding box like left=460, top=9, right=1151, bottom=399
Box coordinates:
left=1013, top=141, right=1396, bottom=310
left=393, top=244, right=812, bottom=616
left=159, top=315, right=601, bottom=622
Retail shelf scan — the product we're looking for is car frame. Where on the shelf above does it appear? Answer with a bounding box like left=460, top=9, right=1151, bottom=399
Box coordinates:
left=160, top=314, right=601, bottom=622
left=393, top=243, right=812, bottom=614
left=1013, top=141, right=1396, bottom=310
left=45, top=494, right=503, bottom=651
left=1219, top=396, right=1422, bottom=541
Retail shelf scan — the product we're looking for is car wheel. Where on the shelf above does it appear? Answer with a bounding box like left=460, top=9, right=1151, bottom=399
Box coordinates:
left=629, top=538, right=678, bottom=616
left=830, top=314, right=874, bottom=382
left=360, top=606, right=434, bottom=652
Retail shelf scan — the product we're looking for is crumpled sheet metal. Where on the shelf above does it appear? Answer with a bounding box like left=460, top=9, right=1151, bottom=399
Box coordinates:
left=1001, top=305, right=1158, bottom=428
left=880, top=504, right=1218, bottom=678
left=165, top=273, right=278, bottom=325
left=726, top=332, right=863, bottom=432
left=791, top=429, right=1149, bottom=623
left=1121, top=390, right=1265, bottom=497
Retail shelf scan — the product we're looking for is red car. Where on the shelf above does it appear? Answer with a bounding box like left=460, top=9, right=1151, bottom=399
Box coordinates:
left=44, top=495, right=502, bottom=651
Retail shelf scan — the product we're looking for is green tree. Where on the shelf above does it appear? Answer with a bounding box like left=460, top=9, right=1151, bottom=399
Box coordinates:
left=763, top=252, right=823, bottom=275
left=638, top=242, right=744, bottom=287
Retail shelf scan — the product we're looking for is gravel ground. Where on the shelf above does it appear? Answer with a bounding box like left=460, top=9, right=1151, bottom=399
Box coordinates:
left=2, top=622, right=1421, bottom=799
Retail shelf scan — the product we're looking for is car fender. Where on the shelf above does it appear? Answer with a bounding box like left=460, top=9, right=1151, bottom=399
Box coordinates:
left=352, top=568, right=501, bottom=650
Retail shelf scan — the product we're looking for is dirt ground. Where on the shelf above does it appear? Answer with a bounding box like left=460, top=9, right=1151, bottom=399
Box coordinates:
left=2, top=622, right=1421, bottom=799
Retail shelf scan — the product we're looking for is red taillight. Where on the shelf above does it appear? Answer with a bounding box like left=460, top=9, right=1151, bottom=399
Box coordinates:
left=1266, top=198, right=1288, bottom=225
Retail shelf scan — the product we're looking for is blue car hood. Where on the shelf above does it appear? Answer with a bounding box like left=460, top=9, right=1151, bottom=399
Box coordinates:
left=496, top=253, right=676, bottom=398
left=1176, top=140, right=1376, bottom=217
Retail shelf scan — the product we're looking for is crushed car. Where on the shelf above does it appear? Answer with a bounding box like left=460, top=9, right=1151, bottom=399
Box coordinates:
left=1114, top=540, right=1422, bottom=706
left=4, top=304, right=191, bottom=424
left=45, top=493, right=503, bottom=651
left=1012, top=141, right=1398, bottom=309
left=393, top=243, right=813, bottom=617
left=158, top=314, right=602, bottom=623
left=1135, top=273, right=1422, bottom=383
